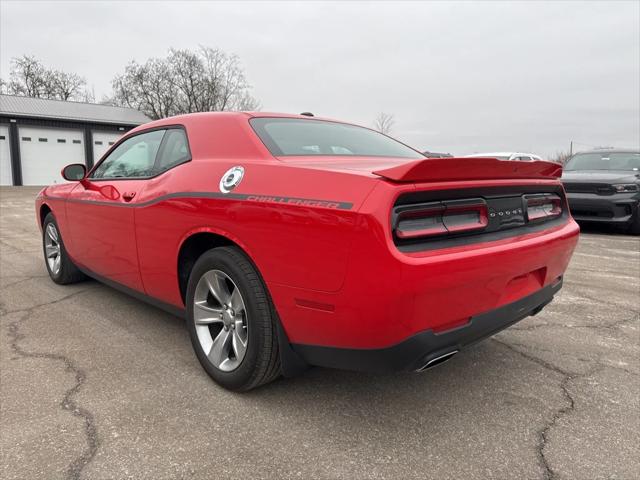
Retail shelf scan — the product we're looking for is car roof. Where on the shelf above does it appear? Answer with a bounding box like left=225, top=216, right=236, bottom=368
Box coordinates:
left=136, top=111, right=345, bottom=128
left=127, top=111, right=365, bottom=141
left=123, top=111, right=374, bottom=161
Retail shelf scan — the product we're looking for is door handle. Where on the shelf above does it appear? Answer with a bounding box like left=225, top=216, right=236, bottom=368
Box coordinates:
left=122, top=191, right=136, bottom=202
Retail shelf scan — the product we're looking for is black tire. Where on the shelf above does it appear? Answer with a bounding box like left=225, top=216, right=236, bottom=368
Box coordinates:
left=185, top=246, right=281, bottom=391
left=42, top=213, right=86, bottom=285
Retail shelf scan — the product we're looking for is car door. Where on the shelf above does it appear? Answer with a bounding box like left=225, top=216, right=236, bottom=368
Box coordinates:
left=133, top=127, right=193, bottom=301
left=65, top=129, right=166, bottom=292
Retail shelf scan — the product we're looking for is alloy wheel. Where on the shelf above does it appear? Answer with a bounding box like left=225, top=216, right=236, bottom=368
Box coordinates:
left=44, top=223, right=62, bottom=276
left=193, top=269, right=248, bottom=372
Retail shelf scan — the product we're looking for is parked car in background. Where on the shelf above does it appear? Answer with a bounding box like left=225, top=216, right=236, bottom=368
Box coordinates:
left=562, top=149, right=640, bottom=234
left=422, top=151, right=453, bottom=158
left=36, top=112, right=579, bottom=391
left=465, top=152, right=543, bottom=162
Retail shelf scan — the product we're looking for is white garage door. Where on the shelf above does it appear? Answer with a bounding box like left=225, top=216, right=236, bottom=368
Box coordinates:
left=93, top=131, right=123, bottom=165
left=20, top=127, right=85, bottom=185
left=0, top=125, right=11, bottom=185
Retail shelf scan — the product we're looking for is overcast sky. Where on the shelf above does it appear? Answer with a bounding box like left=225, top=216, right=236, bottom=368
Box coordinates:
left=1, top=1, right=638, bottom=157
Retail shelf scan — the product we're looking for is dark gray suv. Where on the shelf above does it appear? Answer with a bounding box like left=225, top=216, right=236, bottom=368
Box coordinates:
left=562, top=150, right=640, bottom=234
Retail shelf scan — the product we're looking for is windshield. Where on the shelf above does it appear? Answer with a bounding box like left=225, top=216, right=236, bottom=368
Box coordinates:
left=250, top=118, right=424, bottom=159
left=565, top=152, right=640, bottom=171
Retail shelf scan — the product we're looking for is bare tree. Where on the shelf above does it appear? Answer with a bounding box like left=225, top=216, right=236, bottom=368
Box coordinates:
left=110, top=46, right=260, bottom=120
left=236, top=91, right=262, bottom=111
left=374, top=112, right=394, bottom=135
left=7, top=55, right=46, bottom=97
left=51, top=71, right=87, bottom=101
left=4, top=55, right=90, bottom=101
left=112, top=58, right=177, bottom=119
left=550, top=150, right=572, bottom=165
left=81, top=85, right=96, bottom=103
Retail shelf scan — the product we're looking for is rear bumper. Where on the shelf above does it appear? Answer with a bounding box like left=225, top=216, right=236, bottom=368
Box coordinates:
left=292, top=279, right=562, bottom=372
left=566, top=192, right=639, bottom=224
left=272, top=218, right=578, bottom=348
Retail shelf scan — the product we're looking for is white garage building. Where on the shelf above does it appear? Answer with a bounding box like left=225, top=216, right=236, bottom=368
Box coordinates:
left=0, top=94, right=150, bottom=186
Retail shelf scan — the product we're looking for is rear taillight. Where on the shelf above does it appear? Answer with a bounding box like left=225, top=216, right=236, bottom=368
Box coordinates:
left=392, top=187, right=566, bottom=250
left=395, top=199, right=488, bottom=239
left=395, top=204, right=447, bottom=238
left=524, top=194, right=562, bottom=221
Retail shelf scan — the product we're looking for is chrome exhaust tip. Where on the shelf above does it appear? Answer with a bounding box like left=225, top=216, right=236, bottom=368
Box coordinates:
left=416, top=350, right=459, bottom=372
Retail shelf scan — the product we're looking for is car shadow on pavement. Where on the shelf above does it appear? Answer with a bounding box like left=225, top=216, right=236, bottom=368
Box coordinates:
left=89, top=277, right=549, bottom=413
left=238, top=335, right=556, bottom=423
left=219, top=337, right=560, bottom=479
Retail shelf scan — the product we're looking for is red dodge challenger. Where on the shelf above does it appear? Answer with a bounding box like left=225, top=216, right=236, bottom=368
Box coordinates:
left=36, top=112, right=579, bottom=391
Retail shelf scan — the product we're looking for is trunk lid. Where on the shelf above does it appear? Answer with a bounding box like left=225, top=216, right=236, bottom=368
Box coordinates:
left=276, top=155, right=408, bottom=177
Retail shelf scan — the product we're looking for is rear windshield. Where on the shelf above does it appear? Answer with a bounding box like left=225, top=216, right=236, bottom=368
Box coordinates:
left=250, top=117, right=424, bottom=159
left=565, top=152, right=640, bottom=171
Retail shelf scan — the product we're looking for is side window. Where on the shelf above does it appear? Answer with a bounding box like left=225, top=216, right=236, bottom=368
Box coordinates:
left=91, top=130, right=165, bottom=179
left=154, top=128, right=191, bottom=173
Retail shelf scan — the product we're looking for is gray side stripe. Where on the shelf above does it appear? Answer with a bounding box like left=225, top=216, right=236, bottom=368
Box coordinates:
left=44, top=191, right=353, bottom=210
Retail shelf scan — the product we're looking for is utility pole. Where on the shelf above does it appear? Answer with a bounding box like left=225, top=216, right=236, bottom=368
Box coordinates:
left=569, top=141, right=573, bottom=157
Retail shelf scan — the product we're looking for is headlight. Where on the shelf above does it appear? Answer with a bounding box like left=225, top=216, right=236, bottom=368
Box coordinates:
left=612, top=184, right=639, bottom=193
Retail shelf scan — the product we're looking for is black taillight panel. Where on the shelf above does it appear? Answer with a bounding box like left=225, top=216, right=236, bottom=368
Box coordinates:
left=392, top=185, right=568, bottom=251
left=393, top=198, right=488, bottom=239
left=523, top=193, right=562, bottom=222
left=394, top=202, right=447, bottom=239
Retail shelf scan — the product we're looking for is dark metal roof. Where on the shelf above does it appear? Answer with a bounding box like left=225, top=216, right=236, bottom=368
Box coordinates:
left=0, top=94, right=150, bottom=126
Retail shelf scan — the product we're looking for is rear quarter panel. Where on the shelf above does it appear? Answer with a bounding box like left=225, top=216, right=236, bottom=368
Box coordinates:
left=134, top=158, right=377, bottom=307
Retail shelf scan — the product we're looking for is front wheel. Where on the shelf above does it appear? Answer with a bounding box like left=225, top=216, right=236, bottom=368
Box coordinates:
left=42, top=213, right=85, bottom=285
left=185, top=246, right=281, bottom=391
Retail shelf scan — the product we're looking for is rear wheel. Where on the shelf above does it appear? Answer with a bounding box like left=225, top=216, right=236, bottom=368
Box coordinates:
left=185, top=246, right=281, bottom=391
left=42, top=213, right=85, bottom=284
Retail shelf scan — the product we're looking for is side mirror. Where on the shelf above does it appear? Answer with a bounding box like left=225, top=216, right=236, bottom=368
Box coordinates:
left=61, top=164, right=87, bottom=181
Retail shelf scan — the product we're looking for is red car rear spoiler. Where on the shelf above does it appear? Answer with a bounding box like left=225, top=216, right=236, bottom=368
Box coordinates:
left=372, top=157, right=563, bottom=183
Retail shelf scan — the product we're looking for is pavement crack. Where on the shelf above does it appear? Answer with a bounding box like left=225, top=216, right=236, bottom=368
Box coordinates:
left=569, top=289, right=639, bottom=311
left=511, top=313, right=639, bottom=334
left=4, top=288, right=99, bottom=480
left=1, top=287, right=94, bottom=315
left=1, top=275, right=50, bottom=289
left=493, top=338, right=602, bottom=480
left=0, top=238, right=39, bottom=254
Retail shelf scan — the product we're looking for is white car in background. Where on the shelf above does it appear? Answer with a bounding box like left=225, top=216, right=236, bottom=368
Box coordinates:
left=464, top=152, right=543, bottom=162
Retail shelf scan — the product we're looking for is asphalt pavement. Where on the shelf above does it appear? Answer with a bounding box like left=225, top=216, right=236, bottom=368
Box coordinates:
left=1, top=186, right=638, bottom=480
